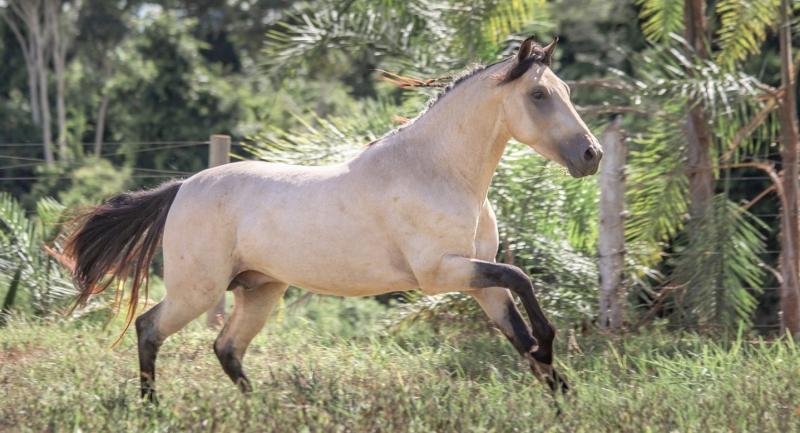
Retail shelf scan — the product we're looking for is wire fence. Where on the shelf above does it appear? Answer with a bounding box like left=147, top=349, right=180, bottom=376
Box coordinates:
left=0, top=140, right=252, bottom=181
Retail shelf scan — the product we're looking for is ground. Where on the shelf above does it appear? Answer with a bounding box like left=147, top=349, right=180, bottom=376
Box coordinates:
left=1, top=296, right=799, bottom=432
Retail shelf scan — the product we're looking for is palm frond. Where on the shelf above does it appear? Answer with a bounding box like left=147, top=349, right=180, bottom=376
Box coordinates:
left=715, top=0, right=780, bottom=68
left=263, top=0, right=551, bottom=77
left=0, top=194, right=75, bottom=316
left=243, top=98, right=403, bottom=165
left=636, top=0, right=685, bottom=43
left=670, top=194, right=768, bottom=329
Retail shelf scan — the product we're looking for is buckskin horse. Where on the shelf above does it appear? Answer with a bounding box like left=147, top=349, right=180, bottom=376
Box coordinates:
left=62, top=36, right=602, bottom=402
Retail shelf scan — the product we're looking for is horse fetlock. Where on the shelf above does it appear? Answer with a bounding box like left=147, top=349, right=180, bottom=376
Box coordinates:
left=214, top=339, right=251, bottom=392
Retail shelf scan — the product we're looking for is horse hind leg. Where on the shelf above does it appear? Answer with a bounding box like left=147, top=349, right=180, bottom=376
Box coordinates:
left=214, top=280, right=288, bottom=392
left=136, top=283, right=226, bottom=403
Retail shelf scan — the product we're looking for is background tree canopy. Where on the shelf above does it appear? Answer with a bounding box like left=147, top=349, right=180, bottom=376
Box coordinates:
left=0, top=0, right=798, bottom=336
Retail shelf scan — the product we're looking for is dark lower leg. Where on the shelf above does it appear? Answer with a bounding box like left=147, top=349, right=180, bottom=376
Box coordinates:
left=515, top=288, right=555, bottom=363
left=212, top=283, right=286, bottom=393
left=135, top=304, right=163, bottom=403
left=213, top=339, right=252, bottom=393
left=502, top=300, right=569, bottom=393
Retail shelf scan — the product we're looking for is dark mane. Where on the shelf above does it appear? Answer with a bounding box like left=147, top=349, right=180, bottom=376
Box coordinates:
left=428, top=43, right=548, bottom=106
left=369, top=42, right=548, bottom=146
left=420, top=40, right=550, bottom=111
left=425, top=62, right=495, bottom=107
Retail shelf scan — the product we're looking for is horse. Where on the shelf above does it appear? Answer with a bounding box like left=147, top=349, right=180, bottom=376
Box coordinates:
left=62, top=36, right=602, bottom=403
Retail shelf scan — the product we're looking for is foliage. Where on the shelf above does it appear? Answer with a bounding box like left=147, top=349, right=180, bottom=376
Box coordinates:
left=263, top=0, right=552, bottom=84
left=243, top=97, right=405, bottom=164
left=0, top=0, right=792, bottom=334
left=492, top=145, right=600, bottom=320
left=635, top=0, right=684, bottom=43
left=619, top=37, right=776, bottom=327
left=26, top=157, right=132, bottom=208
left=669, top=194, right=769, bottom=329
left=715, top=0, right=781, bottom=69
left=0, top=193, right=74, bottom=319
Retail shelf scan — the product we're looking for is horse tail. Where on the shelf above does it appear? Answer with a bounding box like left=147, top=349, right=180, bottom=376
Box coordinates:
left=61, top=180, right=183, bottom=335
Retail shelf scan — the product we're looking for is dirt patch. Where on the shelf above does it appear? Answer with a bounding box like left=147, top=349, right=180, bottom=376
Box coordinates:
left=0, top=345, right=46, bottom=365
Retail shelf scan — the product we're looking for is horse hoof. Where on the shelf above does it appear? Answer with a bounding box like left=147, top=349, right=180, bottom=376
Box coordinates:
left=552, top=370, right=570, bottom=395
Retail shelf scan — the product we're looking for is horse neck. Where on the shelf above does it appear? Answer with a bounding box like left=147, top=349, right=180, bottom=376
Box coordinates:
left=393, top=74, right=511, bottom=202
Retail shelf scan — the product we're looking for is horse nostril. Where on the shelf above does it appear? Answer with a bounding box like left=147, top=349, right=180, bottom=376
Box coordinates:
left=583, top=147, right=597, bottom=162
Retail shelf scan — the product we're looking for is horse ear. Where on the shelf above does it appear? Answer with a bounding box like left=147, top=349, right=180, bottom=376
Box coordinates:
left=516, top=36, right=536, bottom=63
left=542, top=36, right=559, bottom=66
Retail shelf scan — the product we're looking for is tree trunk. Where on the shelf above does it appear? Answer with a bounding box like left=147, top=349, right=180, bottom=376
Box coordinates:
left=47, top=0, right=67, bottom=160
left=778, top=0, right=800, bottom=337
left=5, top=0, right=54, bottom=164
left=598, top=117, right=626, bottom=330
left=25, top=1, right=54, bottom=166
left=35, top=31, right=53, bottom=165
left=94, top=92, right=110, bottom=156
left=2, top=4, right=42, bottom=126
left=684, top=0, right=714, bottom=220
left=27, top=62, right=41, bottom=126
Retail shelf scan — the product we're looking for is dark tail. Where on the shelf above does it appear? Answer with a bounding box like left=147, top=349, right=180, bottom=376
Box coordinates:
left=61, top=180, right=183, bottom=331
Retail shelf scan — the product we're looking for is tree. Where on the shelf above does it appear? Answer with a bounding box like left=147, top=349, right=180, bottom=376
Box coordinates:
left=639, top=0, right=800, bottom=334
left=46, top=0, right=70, bottom=160
left=598, top=117, right=626, bottom=329
left=683, top=0, right=714, bottom=221
left=74, top=0, right=139, bottom=155
left=1, top=0, right=55, bottom=163
left=0, top=193, right=74, bottom=319
left=1, top=0, right=77, bottom=163
left=776, top=0, right=800, bottom=335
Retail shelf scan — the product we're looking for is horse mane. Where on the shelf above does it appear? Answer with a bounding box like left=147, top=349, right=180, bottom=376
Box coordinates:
left=370, top=42, right=548, bottom=146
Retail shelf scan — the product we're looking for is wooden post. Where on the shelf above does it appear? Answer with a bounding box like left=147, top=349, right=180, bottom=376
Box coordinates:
left=206, top=134, right=231, bottom=328
left=598, top=117, right=626, bottom=330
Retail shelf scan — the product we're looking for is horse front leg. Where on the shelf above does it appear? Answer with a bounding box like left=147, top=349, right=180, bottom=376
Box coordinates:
left=433, top=255, right=568, bottom=393
left=471, top=286, right=569, bottom=393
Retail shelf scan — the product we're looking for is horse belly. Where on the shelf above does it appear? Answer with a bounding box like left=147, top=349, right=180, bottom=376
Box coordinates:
left=237, top=209, right=418, bottom=297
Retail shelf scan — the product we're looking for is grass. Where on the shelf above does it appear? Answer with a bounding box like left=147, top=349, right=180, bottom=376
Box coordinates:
left=1, top=295, right=799, bottom=432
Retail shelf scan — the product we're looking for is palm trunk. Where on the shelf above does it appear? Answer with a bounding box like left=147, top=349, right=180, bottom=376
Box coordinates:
left=778, top=0, right=800, bottom=336
left=684, top=0, right=714, bottom=220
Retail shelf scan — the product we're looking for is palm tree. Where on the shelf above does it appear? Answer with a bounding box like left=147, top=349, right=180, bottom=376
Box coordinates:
left=635, top=0, right=800, bottom=335
left=0, top=193, right=74, bottom=322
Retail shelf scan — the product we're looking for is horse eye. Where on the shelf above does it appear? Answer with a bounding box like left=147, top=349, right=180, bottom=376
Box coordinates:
left=531, top=89, right=547, bottom=100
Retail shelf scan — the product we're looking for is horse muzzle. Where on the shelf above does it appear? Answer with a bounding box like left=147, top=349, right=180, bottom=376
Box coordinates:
left=564, top=134, right=603, bottom=178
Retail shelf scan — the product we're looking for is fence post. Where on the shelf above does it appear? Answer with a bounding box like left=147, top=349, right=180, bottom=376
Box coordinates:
left=598, top=117, right=626, bottom=330
left=206, top=134, right=231, bottom=328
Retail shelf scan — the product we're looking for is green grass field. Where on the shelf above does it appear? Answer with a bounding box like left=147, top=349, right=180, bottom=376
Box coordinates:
left=1, top=296, right=799, bottom=433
